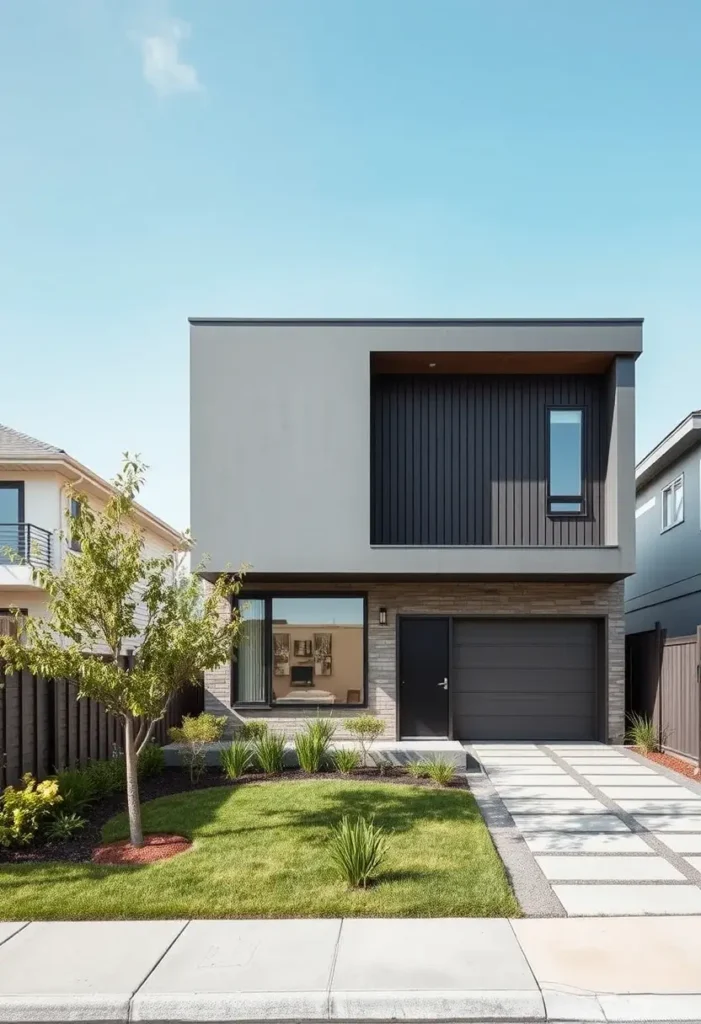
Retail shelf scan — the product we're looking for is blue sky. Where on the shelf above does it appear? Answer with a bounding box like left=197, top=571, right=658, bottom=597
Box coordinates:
left=1, top=1, right=699, bottom=529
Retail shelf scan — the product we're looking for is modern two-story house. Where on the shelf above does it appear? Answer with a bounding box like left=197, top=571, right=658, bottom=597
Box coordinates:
left=0, top=424, right=183, bottom=637
left=626, top=411, right=701, bottom=638
left=191, top=318, right=641, bottom=744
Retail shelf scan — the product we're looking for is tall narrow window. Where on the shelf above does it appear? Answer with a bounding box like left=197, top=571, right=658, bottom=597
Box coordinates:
left=235, top=599, right=267, bottom=702
left=68, top=497, right=82, bottom=552
left=548, top=409, right=584, bottom=514
left=661, top=475, right=683, bottom=531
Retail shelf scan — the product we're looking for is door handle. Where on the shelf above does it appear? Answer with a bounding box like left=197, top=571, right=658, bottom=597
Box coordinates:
left=438, top=677, right=448, bottom=690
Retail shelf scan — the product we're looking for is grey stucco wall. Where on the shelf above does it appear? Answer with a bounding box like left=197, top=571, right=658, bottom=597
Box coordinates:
left=205, top=579, right=625, bottom=743
left=626, top=443, right=701, bottom=637
left=190, top=321, right=640, bottom=577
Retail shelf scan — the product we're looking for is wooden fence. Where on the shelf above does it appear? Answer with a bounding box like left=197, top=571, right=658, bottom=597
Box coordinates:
left=626, top=625, right=701, bottom=764
left=0, top=669, right=204, bottom=788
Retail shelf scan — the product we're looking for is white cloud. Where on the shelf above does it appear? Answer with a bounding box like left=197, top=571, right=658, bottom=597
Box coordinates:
left=139, top=18, right=202, bottom=97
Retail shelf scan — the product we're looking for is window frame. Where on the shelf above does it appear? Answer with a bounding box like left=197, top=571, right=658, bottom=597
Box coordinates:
left=68, top=497, right=82, bottom=552
left=546, top=406, right=586, bottom=517
left=0, top=481, right=25, bottom=522
left=231, top=591, right=369, bottom=709
left=661, top=473, right=684, bottom=533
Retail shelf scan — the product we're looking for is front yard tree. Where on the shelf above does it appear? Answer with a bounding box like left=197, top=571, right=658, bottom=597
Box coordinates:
left=0, top=455, right=243, bottom=847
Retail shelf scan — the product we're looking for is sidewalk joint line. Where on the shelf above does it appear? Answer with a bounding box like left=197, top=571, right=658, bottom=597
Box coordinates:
left=325, top=918, right=344, bottom=1019
left=127, top=918, right=191, bottom=1022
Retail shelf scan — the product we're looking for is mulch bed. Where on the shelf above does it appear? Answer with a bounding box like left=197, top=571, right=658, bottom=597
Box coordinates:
left=0, top=767, right=467, bottom=866
left=92, top=833, right=192, bottom=865
left=633, top=747, right=701, bottom=781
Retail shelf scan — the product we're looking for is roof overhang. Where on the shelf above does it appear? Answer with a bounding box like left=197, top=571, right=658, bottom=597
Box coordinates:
left=0, top=454, right=184, bottom=548
left=636, top=412, right=701, bottom=491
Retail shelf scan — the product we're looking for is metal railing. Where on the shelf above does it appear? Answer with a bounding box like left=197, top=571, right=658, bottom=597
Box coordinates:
left=0, top=523, right=53, bottom=568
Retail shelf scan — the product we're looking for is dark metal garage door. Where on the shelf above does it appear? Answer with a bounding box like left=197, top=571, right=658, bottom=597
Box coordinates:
left=452, top=618, right=599, bottom=741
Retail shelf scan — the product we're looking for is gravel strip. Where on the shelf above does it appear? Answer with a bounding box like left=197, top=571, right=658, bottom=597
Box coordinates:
left=467, top=772, right=566, bottom=917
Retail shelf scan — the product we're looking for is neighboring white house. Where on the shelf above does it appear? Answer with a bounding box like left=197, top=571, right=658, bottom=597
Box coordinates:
left=0, top=424, right=184, bottom=638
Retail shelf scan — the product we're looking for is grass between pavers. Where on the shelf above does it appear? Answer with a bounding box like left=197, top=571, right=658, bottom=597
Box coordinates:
left=0, top=780, right=520, bottom=920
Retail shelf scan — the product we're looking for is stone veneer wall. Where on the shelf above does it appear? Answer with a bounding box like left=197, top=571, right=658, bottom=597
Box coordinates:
left=204, top=580, right=625, bottom=742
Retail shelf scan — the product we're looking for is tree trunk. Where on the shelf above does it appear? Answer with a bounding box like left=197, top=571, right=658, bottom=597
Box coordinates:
left=124, top=714, right=144, bottom=847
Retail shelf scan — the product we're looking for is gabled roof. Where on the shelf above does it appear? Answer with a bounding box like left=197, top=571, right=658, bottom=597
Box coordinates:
left=636, top=411, right=701, bottom=491
left=0, top=424, right=65, bottom=458
left=0, top=423, right=183, bottom=547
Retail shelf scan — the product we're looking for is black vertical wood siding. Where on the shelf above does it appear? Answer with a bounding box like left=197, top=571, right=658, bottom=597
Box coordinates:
left=371, top=374, right=605, bottom=546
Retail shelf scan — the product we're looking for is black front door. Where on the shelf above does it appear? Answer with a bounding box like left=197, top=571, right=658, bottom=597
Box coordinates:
left=399, top=617, right=449, bottom=738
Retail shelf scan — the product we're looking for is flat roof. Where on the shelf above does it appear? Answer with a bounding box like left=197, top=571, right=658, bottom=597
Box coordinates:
left=189, top=317, right=644, bottom=326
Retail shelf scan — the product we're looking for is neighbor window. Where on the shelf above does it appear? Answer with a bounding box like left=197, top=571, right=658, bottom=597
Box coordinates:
left=662, top=475, right=684, bottom=531
left=548, top=409, right=584, bottom=514
left=0, top=482, right=24, bottom=563
left=68, top=497, right=82, bottom=552
left=232, top=594, right=365, bottom=706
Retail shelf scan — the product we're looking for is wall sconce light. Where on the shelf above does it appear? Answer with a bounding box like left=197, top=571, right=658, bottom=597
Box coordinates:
left=379, top=607, right=387, bottom=626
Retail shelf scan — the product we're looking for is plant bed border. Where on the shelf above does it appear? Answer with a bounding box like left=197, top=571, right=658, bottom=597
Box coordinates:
left=0, top=766, right=467, bottom=866
left=632, top=746, right=701, bottom=781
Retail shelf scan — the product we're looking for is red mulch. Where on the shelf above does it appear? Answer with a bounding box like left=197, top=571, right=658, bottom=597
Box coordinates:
left=92, top=833, right=191, bottom=865
left=634, top=747, right=701, bottom=781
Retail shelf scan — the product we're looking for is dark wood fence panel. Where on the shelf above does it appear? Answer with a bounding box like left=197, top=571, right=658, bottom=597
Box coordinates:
left=0, top=671, right=204, bottom=788
left=627, top=626, right=700, bottom=764
left=658, top=635, right=699, bottom=762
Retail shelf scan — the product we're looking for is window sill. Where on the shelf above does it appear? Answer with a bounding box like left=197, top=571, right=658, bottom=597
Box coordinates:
left=661, top=519, right=684, bottom=534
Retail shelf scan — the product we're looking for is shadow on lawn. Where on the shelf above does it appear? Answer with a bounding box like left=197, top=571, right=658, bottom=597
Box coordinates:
left=128, top=780, right=480, bottom=850
left=279, top=785, right=480, bottom=839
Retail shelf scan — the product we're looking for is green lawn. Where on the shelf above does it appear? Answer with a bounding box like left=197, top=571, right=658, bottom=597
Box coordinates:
left=0, top=781, right=520, bottom=920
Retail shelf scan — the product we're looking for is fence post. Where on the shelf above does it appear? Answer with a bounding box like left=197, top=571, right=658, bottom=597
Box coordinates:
left=655, top=621, right=664, bottom=745
left=696, top=626, right=701, bottom=776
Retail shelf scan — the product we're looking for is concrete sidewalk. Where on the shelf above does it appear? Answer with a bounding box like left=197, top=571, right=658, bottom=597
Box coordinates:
left=1, top=917, right=701, bottom=1022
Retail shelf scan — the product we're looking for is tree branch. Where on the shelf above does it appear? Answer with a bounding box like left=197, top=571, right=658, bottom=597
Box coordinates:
left=136, top=693, right=174, bottom=755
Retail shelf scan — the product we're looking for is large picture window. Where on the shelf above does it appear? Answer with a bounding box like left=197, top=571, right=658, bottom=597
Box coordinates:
left=548, top=409, right=584, bottom=515
left=232, top=594, right=366, bottom=707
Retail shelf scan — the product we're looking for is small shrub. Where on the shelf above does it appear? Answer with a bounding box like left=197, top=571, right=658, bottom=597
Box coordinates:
left=625, top=712, right=662, bottom=754
left=346, top=715, right=385, bottom=766
left=406, top=760, right=429, bottom=779
left=295, top=719, right=336, bottom=773
left=138, top=742, right=165, bottom=778
left=220, top=738, right=254, bottom=779
left=55, top=768, right=97, bottom=814
left=423, top=757, right=456, bottom=786
left=329, top=814, right=389, bottom=889
left=0, top=774, right=62, bottom=848
left=238, top=721, right=269, bottom=741
left=372, top=754, right=394, bottom=776
left=169, top=713, right=228, bottom=783
left=45, top=811, right=86, bottom=841
left=253, top=731, right=286, bottom=775
left=87, top=755, right=126, bottom=796
left=332, top=748, right=361, bottom=775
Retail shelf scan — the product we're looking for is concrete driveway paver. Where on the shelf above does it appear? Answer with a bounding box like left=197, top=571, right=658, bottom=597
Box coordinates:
left=475, top=742, right=701, bottom=916
left=329, top=918, right=544, bottom=1020
left=511, top=813, right=631, bottom=832
left=502, top=797, right=606, bottom=815
left=535, top=855, right=685, bottom=881
left=554, top=884, right=701, bottom=916
left=131, top=919, right=342, bottom=1021
left=633, top=814, right=701, bottom=831
left=655, top=833, right=701, bottom=852
left=0, top=920, right=185, bottom=1022
left=523, top=832, right=651, bottom=854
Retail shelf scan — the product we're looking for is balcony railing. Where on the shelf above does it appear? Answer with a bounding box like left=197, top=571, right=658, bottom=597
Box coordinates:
left=0, top=523, right=53, bottom=569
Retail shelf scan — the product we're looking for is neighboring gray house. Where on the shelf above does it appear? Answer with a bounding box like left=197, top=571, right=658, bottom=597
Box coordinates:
left=626, top=411, right=701, bottom=638
left=190, top=318, right=642, bottom=743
